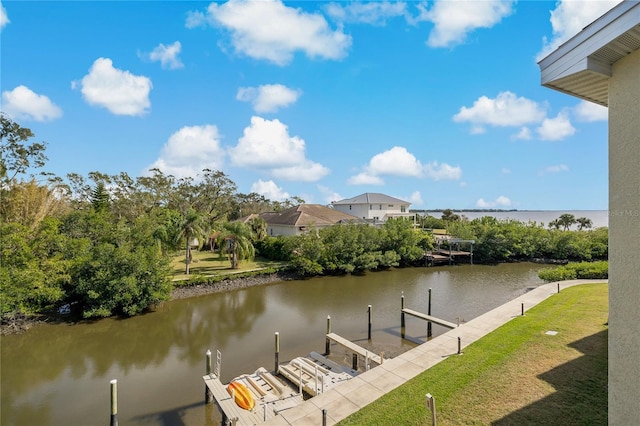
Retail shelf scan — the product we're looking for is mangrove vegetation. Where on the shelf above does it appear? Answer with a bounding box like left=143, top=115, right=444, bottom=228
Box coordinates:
left=1, top=115, right=608, bottom=321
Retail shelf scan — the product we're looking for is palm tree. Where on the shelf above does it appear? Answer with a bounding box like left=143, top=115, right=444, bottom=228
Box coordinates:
left=548, top=219, right=562, bottom=230
left=217, top=221, right=255, bottom=269
left=576, top=217, right=593, bottom=230
left=176, top=209, right=206, bottom=275
left=247, top=216, right=268, bottom=242
left=557, top=213, right=577, bottom=231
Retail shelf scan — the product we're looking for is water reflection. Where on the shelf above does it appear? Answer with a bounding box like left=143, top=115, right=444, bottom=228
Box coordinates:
left=1, top=263, right=546, bottom=426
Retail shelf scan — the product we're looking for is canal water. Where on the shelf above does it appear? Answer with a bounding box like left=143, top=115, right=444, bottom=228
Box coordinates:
left=1, top=262, right=547, bottom=426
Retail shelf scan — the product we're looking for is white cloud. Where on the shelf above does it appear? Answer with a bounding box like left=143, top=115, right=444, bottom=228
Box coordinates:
left=536, top=112, right=575, bottom=141
left=250, top=179, right=290, bottom=201
left=424, top=161, right=462, bottom=181
left=476, top=195, right=511, bottom=208
left=454, top=91, right=547, bottom=132
left=204, top=0, right=351, bottom=65
left=347, top=172, right=384, bottom=185
left=325, top=1, right=407, bottom=25
left=537, top=0, right=622, bottom=61
left=423, top=0, right=515, bottom=48
left=1, top=1, right=9, bottom=30
left=2, top=85, right=62, bottom=122
left=408, top=190, right=423, bottom=205
left=317, top=185, right=342, bottom=204
left=146, top=41, right=184, bottom=69
left=75, top=58, right=152, bottom=116
left=229, top=116, right=329, bottom=182
left=574, top=101, right=608, bottom=122
left=368, top=146, right=424, bottom=177
left=501, top=168, right=511, bottom=174
left=540, top=164, right=569, bottom=175
left=512, top=126, right=532, bottom=140
left=236, top=84, right=301, bottom=113
left=349, top=146, right=461, bottom=184
left=272, top=162, right=329, bottom=182
left=146, top=125, right=225, bottom=178
left=185, top=10, right=206, bottom=29
left=230, top=116, right=305, bottom=167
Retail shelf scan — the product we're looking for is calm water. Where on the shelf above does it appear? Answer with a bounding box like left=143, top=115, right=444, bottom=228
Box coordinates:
left=1, top=263, right=548, bottom=426
left=421, top=210, right=609, bottom=229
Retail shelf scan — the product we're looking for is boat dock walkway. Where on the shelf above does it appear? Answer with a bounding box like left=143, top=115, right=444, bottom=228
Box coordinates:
left=262, top=280, right=606, bottom=425
left=278, top=353, right=357, bottom=397
left=401, top=308, right=458, bottom=329
left=325, top=333, right=384, bottom=365
left=204, top=368, right=303, bottom=425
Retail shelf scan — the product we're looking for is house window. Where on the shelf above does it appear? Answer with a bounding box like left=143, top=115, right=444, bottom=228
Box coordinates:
left=379, top=204, right=382, bottom=210
left=349, top=205, right=352, bottom=210
left=370, top=205, right=373, bottom=210
left=401, top=206, right=406, bottom=213
left=388, top=204, right=394, bottom=207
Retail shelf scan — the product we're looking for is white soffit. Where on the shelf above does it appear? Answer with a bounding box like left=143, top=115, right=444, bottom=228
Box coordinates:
left=539, top=1, right=640, bottom=107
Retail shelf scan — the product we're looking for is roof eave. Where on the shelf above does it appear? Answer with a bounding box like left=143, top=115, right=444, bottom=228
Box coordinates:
left=538, top=1, right=640, bottom=107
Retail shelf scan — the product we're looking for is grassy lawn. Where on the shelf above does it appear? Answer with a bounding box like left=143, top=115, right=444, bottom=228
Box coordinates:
left=339, top=283, right=608, bottom=426
left=170, top=249, right=286, bottom=280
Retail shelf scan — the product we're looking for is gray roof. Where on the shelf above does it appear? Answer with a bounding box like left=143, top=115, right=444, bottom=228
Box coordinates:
left=259, top=204, right=364, bottom=227
left=538, top=1, right=640, bottom=106
left=331, top=193, right=410, bottom=206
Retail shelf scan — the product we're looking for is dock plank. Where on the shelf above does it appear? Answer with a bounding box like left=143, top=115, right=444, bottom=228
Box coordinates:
left=204, top=373, right=303, bottom=425
left=326, top=333, right=384, bottom=365
left=402, top=308, right=458, bottom=329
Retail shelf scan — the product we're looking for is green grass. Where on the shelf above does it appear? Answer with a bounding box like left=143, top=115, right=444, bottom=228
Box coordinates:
left=169, top=249, right=286, bottom=281
left=339, top=284, right=608, bottom=426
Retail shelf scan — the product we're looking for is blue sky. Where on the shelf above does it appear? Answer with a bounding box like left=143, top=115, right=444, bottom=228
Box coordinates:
left=1, top=0, right=618, bottom=210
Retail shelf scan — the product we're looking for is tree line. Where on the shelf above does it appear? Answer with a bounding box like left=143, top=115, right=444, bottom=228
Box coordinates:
left=1, top=114, right=608, bottom=320
left=1, top=114, right=293, bottom=319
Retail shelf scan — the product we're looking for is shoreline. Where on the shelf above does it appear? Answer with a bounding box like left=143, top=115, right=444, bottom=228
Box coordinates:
left=169, top=270, right=300, bottom=300
left=1, top=270, right=300, bottom=335
left=0, top=259, right=581, bottom=335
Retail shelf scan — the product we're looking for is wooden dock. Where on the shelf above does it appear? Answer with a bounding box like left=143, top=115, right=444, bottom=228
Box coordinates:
left=401, top=308, right=458, bottom=329
left=203, top=369, right=303, bottom=425
left=326, top=332, right=385, bottom=365
left=278, top=352, right=356, bottom=396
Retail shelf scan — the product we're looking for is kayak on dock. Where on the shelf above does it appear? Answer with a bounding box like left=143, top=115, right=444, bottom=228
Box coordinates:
left=227, top=381, right=255, bottom=410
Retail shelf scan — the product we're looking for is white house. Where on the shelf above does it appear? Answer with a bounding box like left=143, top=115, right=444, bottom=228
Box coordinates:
left=331, top=193, right=412, bottom=223
left=539, top=2, right=640, bottom=423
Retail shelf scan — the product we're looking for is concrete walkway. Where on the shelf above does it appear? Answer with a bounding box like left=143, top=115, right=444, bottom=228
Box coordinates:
left=263, top=280, right=606, bottom=426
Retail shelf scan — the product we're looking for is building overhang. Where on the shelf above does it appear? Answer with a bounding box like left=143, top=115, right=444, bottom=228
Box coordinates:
left=538, top=1, right=640, bottom=107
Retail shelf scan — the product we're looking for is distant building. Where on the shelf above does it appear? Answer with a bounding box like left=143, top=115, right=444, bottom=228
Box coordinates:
left=331, top=193, right=412, bottom=223
left=256, top=204, right=363, bottom=237
left=539, top=2, right=640, bottom=423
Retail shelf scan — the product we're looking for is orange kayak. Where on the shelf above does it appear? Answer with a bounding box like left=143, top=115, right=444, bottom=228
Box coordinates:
left=227, top=381, right=255, bottom=410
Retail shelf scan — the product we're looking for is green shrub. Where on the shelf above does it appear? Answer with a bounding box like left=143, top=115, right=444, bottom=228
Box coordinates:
left=538, top=261, right=608, bottom=282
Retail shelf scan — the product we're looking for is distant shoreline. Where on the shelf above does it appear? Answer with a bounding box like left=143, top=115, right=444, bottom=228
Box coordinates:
left=411, top=209, right=607, bottom=212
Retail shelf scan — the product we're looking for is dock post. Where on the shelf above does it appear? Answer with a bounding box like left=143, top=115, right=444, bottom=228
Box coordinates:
left=352, top=353, right=358, bottom=370
left=322, top=408, right=327, bottom=426
left=557, top=282, right=560, bottom=293
left=427, top=288, right=433, bottom=338
left=325, top=315, right=331, bottom=355
left=367, top=305, right=372, bottom=340
left=401, top=292, right=405, bottom=329
left=521, top=303, right=525, bottom=316
left=275, top=332, right=280, bottom=374
left=110, top=379, right=118, bottom=426
left=205, top=350, right=213, bottom=404
left=457, top=337, right=462, bottom=355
